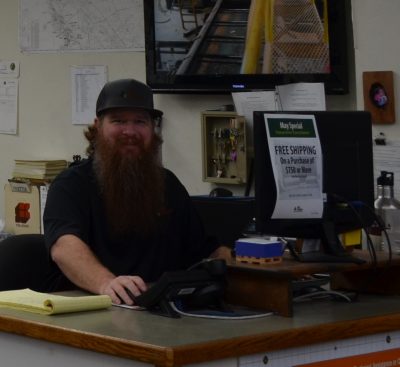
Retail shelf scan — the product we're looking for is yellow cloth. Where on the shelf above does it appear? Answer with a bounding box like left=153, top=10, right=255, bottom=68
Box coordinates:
left=0, top=288, right=112, bottom=315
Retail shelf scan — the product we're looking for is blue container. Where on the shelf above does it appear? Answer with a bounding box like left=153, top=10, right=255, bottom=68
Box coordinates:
left=235, top=238, right=283, bottom=258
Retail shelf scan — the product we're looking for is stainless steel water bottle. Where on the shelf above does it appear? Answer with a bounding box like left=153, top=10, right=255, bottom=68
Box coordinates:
left=374, top=171, right=400, bottom=252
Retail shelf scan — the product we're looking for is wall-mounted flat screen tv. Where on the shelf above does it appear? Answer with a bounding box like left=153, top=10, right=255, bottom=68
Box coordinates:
left=144, top=0, right=349, bottom=94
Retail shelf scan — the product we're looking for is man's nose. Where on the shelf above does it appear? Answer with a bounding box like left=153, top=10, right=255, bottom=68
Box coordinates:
left=122, top=122, right=140, bottom=136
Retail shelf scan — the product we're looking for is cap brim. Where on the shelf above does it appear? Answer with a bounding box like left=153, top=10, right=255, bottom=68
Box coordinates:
left=97, top=106, right=163, bottom=118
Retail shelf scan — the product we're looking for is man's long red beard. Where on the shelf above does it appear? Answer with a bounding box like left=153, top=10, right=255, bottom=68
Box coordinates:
left=93, top=132, right=165, bottom=237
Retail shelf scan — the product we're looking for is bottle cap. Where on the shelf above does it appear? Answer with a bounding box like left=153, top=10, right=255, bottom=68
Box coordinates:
left=377, top=171, right=394, bottom=186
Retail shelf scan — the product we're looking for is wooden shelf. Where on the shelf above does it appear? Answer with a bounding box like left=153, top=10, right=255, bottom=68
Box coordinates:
left=225, top=250, right=400, bottom=317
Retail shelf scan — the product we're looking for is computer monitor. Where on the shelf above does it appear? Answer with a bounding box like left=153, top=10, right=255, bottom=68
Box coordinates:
left=253, top=111, right=375, bottom=263
left=191, top=196, right=255, bottom=247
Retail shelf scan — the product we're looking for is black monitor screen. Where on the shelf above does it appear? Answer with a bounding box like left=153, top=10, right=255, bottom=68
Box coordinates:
left=191, top=196, right=255, bottom=247
left=253, top=111, right=374, bottom=261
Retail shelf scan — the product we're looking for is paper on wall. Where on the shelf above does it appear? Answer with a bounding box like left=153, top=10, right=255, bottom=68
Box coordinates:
left=275, top=82, right=326, bottom=111
left=232, top=91, right=278, bottom=124
left=0, top=60, right=19, bottom=78
left=374, top=141, right=400, bottom=200
left=0, top=78, right=18, bottom=135
left=71, top=65, right=107, bottom=125
left=231, top=83, right=326, bottom=127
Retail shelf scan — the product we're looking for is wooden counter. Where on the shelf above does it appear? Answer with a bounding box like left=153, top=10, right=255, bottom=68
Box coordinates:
left=1, top=292, right=400, bottom=366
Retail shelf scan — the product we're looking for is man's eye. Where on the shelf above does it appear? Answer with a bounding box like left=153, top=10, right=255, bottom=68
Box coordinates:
left=111, top=119, right=124, bottom=124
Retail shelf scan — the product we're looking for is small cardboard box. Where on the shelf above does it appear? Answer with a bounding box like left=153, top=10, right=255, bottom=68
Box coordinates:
left=4, top=182, right=47, bottom=235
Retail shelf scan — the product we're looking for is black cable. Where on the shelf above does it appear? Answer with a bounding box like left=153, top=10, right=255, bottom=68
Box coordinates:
left=338, top=192, right=394, bottom=266
left=357, top=206, right=397, bottom=294
left=328, top=194, right=378, bottom=267
left=364, top=209, right=392, bottom=265
left=244, top=157, right=254, bottom=197
left=329, top=194, right=398, bottom=295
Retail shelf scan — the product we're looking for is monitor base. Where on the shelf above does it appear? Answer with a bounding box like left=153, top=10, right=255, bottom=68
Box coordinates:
left=285, top=240, right=366, bottom=264
left=296, top=251, right=366, bottom=264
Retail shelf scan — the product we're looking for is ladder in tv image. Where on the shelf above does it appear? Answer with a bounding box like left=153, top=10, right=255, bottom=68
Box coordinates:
left=241, top=0, right=330, bottom=75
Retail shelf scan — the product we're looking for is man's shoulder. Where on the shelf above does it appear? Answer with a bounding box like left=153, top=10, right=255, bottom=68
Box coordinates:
left=163, top=168, right=182, bottom=186
left=163, top=168, right=189, bottom=198
left=53, top=158, right=94, bottom=184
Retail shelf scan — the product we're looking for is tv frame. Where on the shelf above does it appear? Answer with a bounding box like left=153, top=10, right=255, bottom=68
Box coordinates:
left=144, top=0, right=349, bottom=94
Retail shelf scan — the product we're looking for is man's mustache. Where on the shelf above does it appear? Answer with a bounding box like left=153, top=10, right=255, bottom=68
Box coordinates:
left=115, top=136, right=144, bottom=148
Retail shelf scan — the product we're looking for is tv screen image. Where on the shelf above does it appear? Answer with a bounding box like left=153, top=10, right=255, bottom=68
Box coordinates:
left=144, top=0, right=348, bottom=93
left=253, top=111, right=375, bottom=263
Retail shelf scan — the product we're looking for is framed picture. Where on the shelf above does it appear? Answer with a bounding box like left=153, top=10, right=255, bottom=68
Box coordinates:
left=363, top=71, right=395, bottom=124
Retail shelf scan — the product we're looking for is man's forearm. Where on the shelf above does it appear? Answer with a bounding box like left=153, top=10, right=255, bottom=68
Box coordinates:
left=50, top=234, right=115, bottom=294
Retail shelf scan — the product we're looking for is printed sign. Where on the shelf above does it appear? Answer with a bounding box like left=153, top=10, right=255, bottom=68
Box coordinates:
left=264, top=113, right=323, bottom=219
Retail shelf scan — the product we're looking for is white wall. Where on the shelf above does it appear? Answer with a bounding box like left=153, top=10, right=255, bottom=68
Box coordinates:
left=352, top=0, right=400, bottom=138
left=0, top=0, right=399, bottom=221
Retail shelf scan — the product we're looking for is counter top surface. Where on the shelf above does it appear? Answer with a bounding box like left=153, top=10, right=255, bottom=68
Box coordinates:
left=1, top=293, right=400, bottom=366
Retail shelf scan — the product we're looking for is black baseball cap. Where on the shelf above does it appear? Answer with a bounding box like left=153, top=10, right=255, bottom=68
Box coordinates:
left=96, top=79, right=163, bottom=119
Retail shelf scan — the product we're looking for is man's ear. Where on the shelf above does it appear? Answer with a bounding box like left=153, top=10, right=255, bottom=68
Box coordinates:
left=94, top=117, right=101, bottom=128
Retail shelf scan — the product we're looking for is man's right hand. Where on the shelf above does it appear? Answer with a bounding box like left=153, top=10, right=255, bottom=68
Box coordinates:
left=100, top=275, right=147, bottom=305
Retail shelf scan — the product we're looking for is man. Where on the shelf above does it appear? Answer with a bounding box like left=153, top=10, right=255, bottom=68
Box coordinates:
left=43, top=79, right=228, bottom=305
